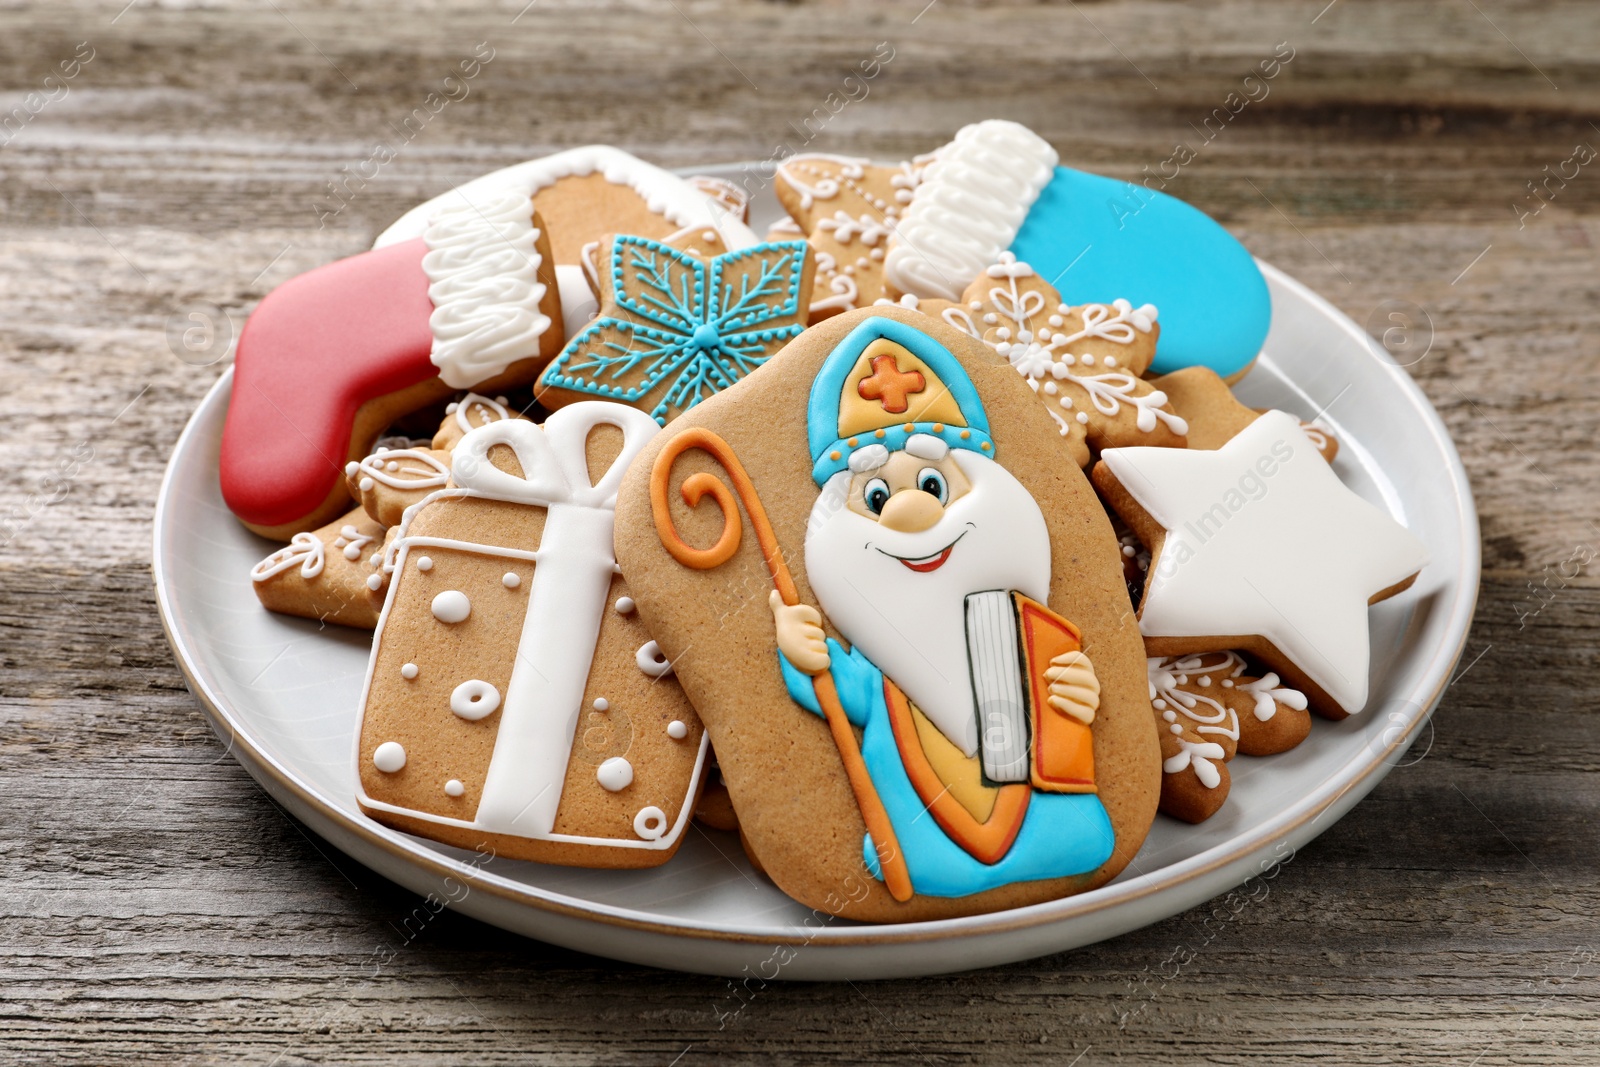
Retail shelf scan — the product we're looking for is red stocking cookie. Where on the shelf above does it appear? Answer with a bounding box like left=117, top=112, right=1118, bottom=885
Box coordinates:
left=221, top=193, right=564, bottom=538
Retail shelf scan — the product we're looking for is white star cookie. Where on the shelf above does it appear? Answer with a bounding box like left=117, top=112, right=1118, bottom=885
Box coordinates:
left=1092, top=410, right=1428, bottom=718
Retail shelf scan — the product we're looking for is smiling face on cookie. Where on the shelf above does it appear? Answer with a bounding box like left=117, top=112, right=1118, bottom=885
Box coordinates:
left=804, top=320, right=1053, bottom=758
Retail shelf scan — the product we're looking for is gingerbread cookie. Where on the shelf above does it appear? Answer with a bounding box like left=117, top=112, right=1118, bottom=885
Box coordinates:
left=221, top=192, right=564, bottom=538
left=930, top=252, right=1185, bottom=465
left=1093, top=410, right=1428, bottom=719
left=251, top=507, right=388, bottom=628
left=355, top=404, right=707, bottom=867
left=1149, top=652, right=1310, bottom=824
left=883, top=119, right=1271, bottom=380
left=537, top=234, right=815, bottom=424
left=1153, top=367, right=1341, bottom=463
left=774, top=153, right=935, bottom=319
left=613, top=306, right=1158, bottom=921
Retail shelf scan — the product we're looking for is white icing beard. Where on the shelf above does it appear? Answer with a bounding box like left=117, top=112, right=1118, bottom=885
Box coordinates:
left=805, top=451, right=1051, bottom=757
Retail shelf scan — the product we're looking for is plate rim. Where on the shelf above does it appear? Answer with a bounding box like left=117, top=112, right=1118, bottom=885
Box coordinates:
left=151, top=257, right=1480, bottom=954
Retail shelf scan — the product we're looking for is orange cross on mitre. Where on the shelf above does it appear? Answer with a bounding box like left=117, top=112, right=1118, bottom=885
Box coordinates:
left=857, top=354, right=926, bottom=414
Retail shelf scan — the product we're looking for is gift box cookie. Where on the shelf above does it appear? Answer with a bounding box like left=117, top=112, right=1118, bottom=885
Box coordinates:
left=355, top=403, right=707, bottom=867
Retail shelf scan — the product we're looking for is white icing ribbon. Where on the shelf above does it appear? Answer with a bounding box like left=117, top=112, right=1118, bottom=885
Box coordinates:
left=251, top=532, right=325, bottom=582
left=445, top=404, right=661, bottom=838
left=422, top=189, right=553, bottom=389
left=883, top=120, right=1058, bottom=301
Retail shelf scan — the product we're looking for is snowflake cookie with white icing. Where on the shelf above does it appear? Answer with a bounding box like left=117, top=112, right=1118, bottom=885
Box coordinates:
left=911, top=252, right=1186, bottom=466
left=354, top=403, right=707, bottom=867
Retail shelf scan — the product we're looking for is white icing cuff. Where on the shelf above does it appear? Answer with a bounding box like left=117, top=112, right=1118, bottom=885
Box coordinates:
left=423, top=189, right=553, bottom=388
left=883, top=120, right=1058, bottom=301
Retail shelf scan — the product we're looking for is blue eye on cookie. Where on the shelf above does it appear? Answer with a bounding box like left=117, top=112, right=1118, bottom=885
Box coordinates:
left=864, top=478, right=891, bottom=515
left=917, top=468, right=948, bottom=505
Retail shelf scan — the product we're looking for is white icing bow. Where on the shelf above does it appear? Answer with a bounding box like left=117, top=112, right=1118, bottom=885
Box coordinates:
left=450, top=402, right=661, bottom=510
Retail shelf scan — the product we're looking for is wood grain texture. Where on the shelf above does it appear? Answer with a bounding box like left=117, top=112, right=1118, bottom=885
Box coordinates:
left=1, top=0, right=1597, bottom=1062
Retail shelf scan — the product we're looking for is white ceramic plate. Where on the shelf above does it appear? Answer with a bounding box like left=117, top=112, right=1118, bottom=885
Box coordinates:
left=152, top=165, right=1479, bottom=980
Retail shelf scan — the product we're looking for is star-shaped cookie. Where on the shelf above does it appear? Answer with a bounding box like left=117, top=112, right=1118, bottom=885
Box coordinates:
left=1092, top=410, right=1428, bottom=718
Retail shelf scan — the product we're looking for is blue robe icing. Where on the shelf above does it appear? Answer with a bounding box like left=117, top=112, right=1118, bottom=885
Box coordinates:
left=779, top=639, right=1114, bottom=898
left=1010, top=166, right=1272, bottom=379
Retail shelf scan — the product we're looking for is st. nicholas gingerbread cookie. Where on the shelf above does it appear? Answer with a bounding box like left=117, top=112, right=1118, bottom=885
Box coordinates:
left=614, top=306, right=1159, bottom=921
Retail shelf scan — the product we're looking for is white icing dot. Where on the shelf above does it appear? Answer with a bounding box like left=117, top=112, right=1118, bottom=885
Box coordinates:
left=373, top=741, right=406, bottom=773
left=1169, top=723, right=1183, bottom=735
left=370, top=553, right=382, bottom=566
left=1177, top=675, right=1189, bottom=685
left=494, top=395, right=508, bottom=405
left=593, top=697, right=610, bottom=712
left=1105, top=356, right=1118, bottom=368
left=1080, top=354, right=1095, bottom=366
left=1199, top=676, right=1212, bottom=687
left=1222, top=679, right=1235, bottom=688
left=359, top=477, right=375, bottom=492
left=401, top=662, right=419, bottom=680
left=1076, top=412, right=1089, bottom=424
left=432, top=590, right=471, bottom=623
left=416, top=556, right=433, bottom=572
left=614, top=596, right=636, bottom=614
left=502, top=572, right=520, bottom=589
left=596, top=756, right=634, bottom=792
left=633, top=806, right=668, bottom=840
left=1153, top=698, right=1167, bottom=710
left=450, top=679, right=501, bottom=720
left=1163, top=710, right=1178, bottom=722
left=667, top=720, right=688, bottom=740
left=343, top=543, right=362, bottom=560
left=444, top=779, right=465, bottom=797
left=385, top=460, right=399, bottom=472
left=1122, top=545, right=1136, bottom=557
left=366, top=574, right=383, bottom=590
left=636, top=641, right=673, bottom=678
left=344, top=461, right=360, bottom=476
left=701, top=230, right=716, bottom=242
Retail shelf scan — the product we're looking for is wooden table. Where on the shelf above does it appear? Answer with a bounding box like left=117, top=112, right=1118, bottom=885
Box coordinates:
left=4, top=1, right=1596, bottom=1061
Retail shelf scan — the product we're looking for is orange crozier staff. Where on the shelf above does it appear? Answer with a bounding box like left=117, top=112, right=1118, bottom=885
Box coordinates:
left=650, top=427, right=915, bottom=903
